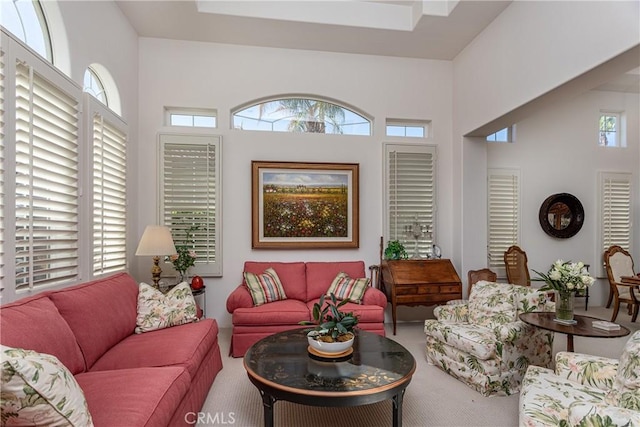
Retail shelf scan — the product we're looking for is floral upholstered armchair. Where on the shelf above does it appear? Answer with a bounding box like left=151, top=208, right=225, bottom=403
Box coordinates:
left=424, top=281, right=554, bottom=396
left=520, top=330, right=640, bottom=426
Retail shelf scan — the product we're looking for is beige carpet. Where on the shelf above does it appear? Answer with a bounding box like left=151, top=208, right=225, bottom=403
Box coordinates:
left=199, top=306, right=639, bottom=427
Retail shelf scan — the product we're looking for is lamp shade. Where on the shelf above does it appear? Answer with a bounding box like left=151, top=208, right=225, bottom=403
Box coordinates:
left=135, top=225, right=177, bottom=256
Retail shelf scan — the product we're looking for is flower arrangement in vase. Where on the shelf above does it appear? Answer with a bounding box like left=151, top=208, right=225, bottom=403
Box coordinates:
left=533, top=260, right=595, bottom=321
left=167, top=226, right=198, bottom=283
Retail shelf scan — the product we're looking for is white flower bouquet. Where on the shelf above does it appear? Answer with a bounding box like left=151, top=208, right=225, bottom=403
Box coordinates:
left=533, top=259, right=595, bottom=293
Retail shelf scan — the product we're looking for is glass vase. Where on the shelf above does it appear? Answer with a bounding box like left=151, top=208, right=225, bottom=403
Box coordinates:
left=177, top=269, right=190, bottom=285
left=555, top=290, right=575, bottom=321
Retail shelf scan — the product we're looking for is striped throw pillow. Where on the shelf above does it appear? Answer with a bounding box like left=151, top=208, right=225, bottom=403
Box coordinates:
left=244, top=267, right=287, bottom=306
left=326, top=272, right=370, bottom=304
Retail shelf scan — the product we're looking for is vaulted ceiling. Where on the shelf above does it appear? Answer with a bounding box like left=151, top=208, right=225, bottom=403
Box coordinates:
left=116, top=0, right=639, bottom=93
left=115, top=0, right=511, bottom=60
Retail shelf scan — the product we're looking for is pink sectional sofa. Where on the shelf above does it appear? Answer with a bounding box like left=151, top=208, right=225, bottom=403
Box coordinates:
left=226, top=260, right=387, bottom=357
left=0, top=272, right=223, bottom=426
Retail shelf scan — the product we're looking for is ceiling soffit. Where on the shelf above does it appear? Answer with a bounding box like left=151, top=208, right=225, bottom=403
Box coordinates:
left=195, top=0, right=461, bottom=31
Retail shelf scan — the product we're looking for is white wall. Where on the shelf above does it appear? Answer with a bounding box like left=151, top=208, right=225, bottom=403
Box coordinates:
left=136, top=38, right=453, bottom=327
left=55, top=1, right=138, bottom=121
left=455, top=1, right=640, bottom=136
left=487, top=89, right=639, bottom=306
left=453, top=0, right=640, bottom=285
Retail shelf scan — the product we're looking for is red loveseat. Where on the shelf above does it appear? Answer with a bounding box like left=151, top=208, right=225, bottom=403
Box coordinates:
left=0, top=272, right=223, bottom=426
left=226, top=261, right=387, bottom=357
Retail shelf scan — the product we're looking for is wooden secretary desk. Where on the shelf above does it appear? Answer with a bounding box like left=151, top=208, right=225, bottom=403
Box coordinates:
left=381, top=259, right=462, bottom=334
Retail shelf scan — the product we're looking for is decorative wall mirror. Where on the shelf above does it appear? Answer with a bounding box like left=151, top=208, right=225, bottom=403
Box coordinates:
left=538, top=193, right=584, bottom=239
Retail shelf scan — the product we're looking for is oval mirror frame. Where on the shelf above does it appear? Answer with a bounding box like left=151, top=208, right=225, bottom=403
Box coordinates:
left=538, top=193, right=584, bottom=239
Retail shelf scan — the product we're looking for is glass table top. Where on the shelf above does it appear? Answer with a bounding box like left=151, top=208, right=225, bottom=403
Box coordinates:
left=243, top=329, right=416, bottom=394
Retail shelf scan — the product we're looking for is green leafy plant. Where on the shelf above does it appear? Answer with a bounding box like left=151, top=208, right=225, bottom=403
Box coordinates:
left=384, top=240, right=408, bottom=260
left=167, top=226, right=199, bottom=275
left=300, top=293, right=359, bottom=342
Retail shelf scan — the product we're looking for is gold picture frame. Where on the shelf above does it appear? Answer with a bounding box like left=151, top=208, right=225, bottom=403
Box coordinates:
left=252, top=161, right=359, bottom=249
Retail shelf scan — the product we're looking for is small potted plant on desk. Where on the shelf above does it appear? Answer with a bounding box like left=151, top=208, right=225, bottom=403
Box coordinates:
left=300, top=293, right=359, bottom=356
left=384, top=240, right=408, bottom=260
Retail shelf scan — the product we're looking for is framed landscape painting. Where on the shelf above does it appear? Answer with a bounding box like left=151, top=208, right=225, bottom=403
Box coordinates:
left=252, top=161, right=359, bottom=249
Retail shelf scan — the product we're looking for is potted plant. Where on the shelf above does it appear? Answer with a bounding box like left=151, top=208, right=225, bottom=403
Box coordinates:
left=384, top=240, right=408, bottom=260
left=167, top=225, right=199, bottom=283
left=300, top=293, right=359, bottom=355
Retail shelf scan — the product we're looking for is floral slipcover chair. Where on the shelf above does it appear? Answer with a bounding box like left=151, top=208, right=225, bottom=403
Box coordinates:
left=424, top=281, right=554, bottom=396
left=519, top=330, right=640, bottom=426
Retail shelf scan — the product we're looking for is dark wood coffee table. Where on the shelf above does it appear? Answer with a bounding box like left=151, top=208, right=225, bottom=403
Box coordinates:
left=243, top=329, right=416, bottom=427
left=520, top=312, right=630, bottom=352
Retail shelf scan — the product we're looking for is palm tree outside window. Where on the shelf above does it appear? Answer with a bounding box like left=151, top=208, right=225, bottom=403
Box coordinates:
left=232, top=96, right=371, bottom=136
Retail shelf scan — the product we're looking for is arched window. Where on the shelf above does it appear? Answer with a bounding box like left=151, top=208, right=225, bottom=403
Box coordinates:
left=83, top=63, right=122, bottom=115
left=232, top=96, right=371, bottom=135
left=1, top=0, right=52, bottom=61
left=84, top=66, right=108, bottom=105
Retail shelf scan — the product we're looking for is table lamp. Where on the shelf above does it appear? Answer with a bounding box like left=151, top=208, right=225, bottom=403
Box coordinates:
left=135, top=225, right=177, bottom=288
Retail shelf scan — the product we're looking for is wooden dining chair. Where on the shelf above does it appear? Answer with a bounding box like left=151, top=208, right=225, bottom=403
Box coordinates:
left=467, top=268, right=497, bottom=298
left=504, top=245, right=531, bottom=287
left=604, top=245, right=639, bottom=322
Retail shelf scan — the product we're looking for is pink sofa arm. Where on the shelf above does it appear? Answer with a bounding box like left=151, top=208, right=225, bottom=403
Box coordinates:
left=362, top=286, right=388, bottom=308
left=226, top=285, right=254, bottom=313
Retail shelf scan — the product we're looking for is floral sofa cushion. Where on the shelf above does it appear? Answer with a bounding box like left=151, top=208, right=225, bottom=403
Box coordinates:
left=423, top=322, right=498, bottom=360
left=520, top=364, right=610, bottom=426
left=520, top=335, right=640, bottom=427
left=605, top=330, right=640, bottom=410
left=135, top=282, right=198, bottom=333
left=513, top=283, right=553, bottom=313
left=1, top=345, right=94, bottom=427
left=467, top=281, right=517, bottom=327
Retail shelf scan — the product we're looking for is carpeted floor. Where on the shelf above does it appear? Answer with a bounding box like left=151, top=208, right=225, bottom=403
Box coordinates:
left=198, top=305, right=639, bottom=427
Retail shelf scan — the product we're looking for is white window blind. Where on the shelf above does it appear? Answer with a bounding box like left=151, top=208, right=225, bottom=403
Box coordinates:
left=14, top=59, right=80, bottom=290
left=385, top=143, right=436, bottom=257
left=599, top=171, right=633, bottom=275
left=487, top=169, right=520, bottom=276
left=89, top=95, right=127, bottom=275
left=159, top=134, right=222, bottom=277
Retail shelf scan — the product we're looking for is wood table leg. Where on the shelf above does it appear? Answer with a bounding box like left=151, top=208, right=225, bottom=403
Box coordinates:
left=392, top=388, right=405, bottom=427
left=392, top=299, right=398, bottom=335
left=567, top=334, right=574, bottom=352
left=259, top=390, right=275, bottom=427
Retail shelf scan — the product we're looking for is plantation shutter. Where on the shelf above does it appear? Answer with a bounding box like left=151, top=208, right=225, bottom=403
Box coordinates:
left=159, top=134, right=222, bottom=277
left=14, top=60, right=80, bottom=290
left=90, top=95, right=128, bottom=275
left=600, top=171, right=633, bottom=275
left=385, top=144, right=436, bottom=258
left=487, top=169, right=520, bottom=277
